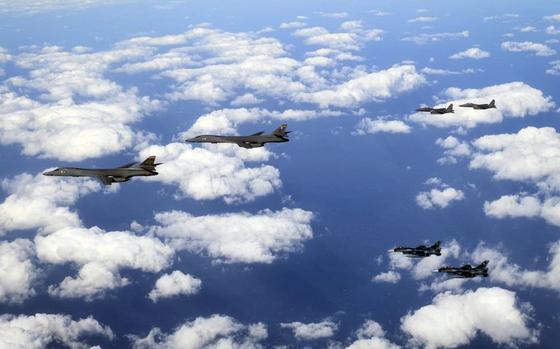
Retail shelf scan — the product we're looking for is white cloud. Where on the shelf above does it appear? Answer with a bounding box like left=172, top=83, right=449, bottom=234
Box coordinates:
left=0, top=239, right=38, bottom=304
left=296, top=65, right=425, bottom=108
left=420, top=67, right=480, bottom=75
left=471, top=243, right=560, bottom=292
left=35, top=226, right=173, bottom=300
left=402, top=31, right=469, bottom=45
left=401, top=287, right=538, bottom=349
left=281, top=319, right=337, bottom=340
left=353, top=118, right=411, bottom=135
left=150, top=208, right=314, bottom=264
left=436, top=136, right=471, bottom=164
left=0, top=313, right=113, bottom=349
left=130, top=314, right=267, bottom=349
left=0, top=45, right=161, bottom=161
left=546, top=25, right=560, bottom=35
left=408, top=17, right=439, bottom=23
left=546, top=60, right=560, bottom=75
left=409, top=82, right=554, bottom=128
left=501, top=41, right=556, bottom=56
left=519, top=26, right=537, bottom=33
left=470, top=127, right=560, bottom=192
left=318, top=11, right=349, bottom=19
left=449, top=47, right=490, bottom=59
left=484, top=195, right=542, bottom=219
left=139, top=142, right=281, bottom=203
left=484, top=14, right=520, bottom=22
left=372, top=271, right=401, bottom=283
left=346, top=320, right=400, bottom=349
left=293, top=24, right=383, bottom=51
left=544, top=14, right=560, bottom=22
left=370, top=10, right=390, bottom=17
left=0, top=173, right=99, bottom=235
left=230, top=93, right=264, bottom=106
left=416, top=179, right=464, bottom=209
left=279, top=21, right=307, bottom=29
left=0, top=0, right=125, bottom=14
left=148, top=270, right=202, bottom=302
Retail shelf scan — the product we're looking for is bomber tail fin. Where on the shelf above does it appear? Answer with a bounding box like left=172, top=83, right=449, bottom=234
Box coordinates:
left=140, top=156, right=161, bottom=171
left=273, top=124, right=291, bottom=138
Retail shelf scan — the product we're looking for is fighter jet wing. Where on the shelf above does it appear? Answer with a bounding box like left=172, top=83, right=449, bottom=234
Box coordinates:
left=96, top=176, right=113, bottom=185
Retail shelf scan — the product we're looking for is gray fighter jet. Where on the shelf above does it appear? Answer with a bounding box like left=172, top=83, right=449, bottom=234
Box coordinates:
left=393, top=241, right=441, bottom=258
left=459, top=99, right=496, bottom=110
left=43, top=156, right=161, bottom=185
left=186, top=124, right=291, bottom=149
left=415, top=104, right=454, bottom=114
left=437, top=260, right=489, bottom=278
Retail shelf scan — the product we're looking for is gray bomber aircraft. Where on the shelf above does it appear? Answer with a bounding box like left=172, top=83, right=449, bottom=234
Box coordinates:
left=437, top=260, right=489, bottom=278
left=392, top=241, right=441, bottom=258
left=459, top=99, right=496, bottom=110
left=416, top=104, right=454, bottom=114
left=43, top=156, right=161, bottom=185
left=186, top=124, right=291, bottom=149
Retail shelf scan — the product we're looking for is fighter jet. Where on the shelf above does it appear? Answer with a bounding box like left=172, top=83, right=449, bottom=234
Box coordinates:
left=459, top=99, right=496, bottom=110
left=415, top=104, right=454, bottom=114
left=186, top=124, right=291, bottom=149
left=43, top=156, right=161, bottom=185
left=437, top=260, right=489, bottom=278
left=392, top=241, right=441, bottom=258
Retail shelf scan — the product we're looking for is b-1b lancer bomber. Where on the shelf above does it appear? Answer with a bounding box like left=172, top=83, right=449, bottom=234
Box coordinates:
left=43, top=156, right=161, bottom=185
left=459, top=99, right=496, bottom=110
left=186, top=124, right=291, bottom=149
left=415, top=104, right=454, bottom=114
left=393, top=241, right=441, bottom=258
left=437, top=260, right=489, bottom=278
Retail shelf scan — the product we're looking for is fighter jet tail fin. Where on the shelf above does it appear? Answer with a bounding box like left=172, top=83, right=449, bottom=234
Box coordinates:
left=447, top=104, right=454, bottom=112
left=489, top=99, right=496, bottom=107
left=431, top=241, right=441, bottom=249
left=139, top=156, right=161, bottom=170
left=273, top=124, right=290, bottom=138
left=477, top=260, right=489, bottom=269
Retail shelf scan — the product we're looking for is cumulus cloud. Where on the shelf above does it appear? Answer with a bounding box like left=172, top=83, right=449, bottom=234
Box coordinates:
left=484, top=13, right=519, bottom=21
left=296, top=65, right=425, bottom=108
left=0, top=173, right=99, bottom=235
left=546, top=60, right=560, bottom=75
left=501, top=41, right=556, bottom=56
left=401, top=288, right=538, bottom=349
left=471, top=243, right=560, bottom=292
left=0, top=239, right=39, bottom=304
left=402, top=31, right=469, bottom=45
left=353, top=118, right=411, bottom=135
left=150, top=208, right=314, bottom=264
left=484, top=194, right=542, bottom=219
left=343, top=320, right=401, bottom=349
left=281, top=319, right=337, bottom=340
left=409, top=82, right=554, bottom=128
left=293, top=23, right=383, bottom=51
left=449, top=47, right=490, bottom=59
left=546, top=25, right=560, bottom=35
left=35, top=226, right=173, bottom=300
left=148, top=270, right=202, bottom=302
left=544, top=14, right=560, bottom=22
left=0, top=45, right=160, bottom=161
left=416, top=179, right=464, bottom=209
left=436, top=136, right=471, bottom=164
left=279, top=21, right=307, bottom=29
left=130, top=314, right=267, bottom=349
left=139, top=142, right=281, bottom=203
left=318, top=11, right=349, bottom=19
left=0, top=313, right=113, bottom=349
left=470, top=127, right=560, bottom=192
left=372, top=271, right=401, bottom=283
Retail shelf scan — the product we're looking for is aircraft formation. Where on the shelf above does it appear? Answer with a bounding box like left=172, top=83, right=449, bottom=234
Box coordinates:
left=392, top=241, right=490, bottom=279
left=42, top=103, right=496, bottom=278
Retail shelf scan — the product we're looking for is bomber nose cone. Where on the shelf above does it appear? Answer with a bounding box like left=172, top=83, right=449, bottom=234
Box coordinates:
left=43, top=170, right=56, bottom=176
left=185, top=137, right=198, bottom=143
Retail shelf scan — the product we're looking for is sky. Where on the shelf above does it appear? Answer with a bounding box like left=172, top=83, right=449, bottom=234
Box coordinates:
left=0, top=0, right=559, bottom=348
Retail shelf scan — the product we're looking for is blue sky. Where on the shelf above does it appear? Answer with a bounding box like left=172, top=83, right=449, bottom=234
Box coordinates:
left=0, top=1, right=559, bottom=348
